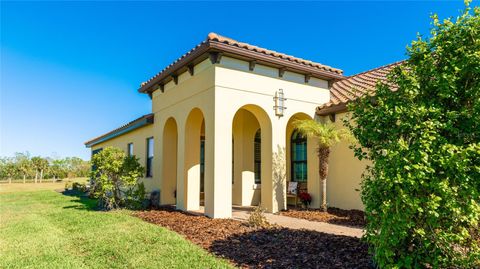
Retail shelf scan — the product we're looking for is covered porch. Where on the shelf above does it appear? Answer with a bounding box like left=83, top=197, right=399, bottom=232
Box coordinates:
left=158, top=99, right=321, bottom=219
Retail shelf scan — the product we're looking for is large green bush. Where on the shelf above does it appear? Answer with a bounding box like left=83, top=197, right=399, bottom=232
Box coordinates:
left=346, top=4, right=480, bottom=268
left=90, top=147, right=146, bottom=210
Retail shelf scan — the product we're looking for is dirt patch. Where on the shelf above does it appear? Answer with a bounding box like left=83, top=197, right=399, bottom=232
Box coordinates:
left=279, top=207, right=366, bottom=228
left=135, top=207, right=371, bottom=268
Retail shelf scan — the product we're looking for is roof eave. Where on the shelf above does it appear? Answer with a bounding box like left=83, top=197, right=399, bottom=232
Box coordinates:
left=316, top=102, right=348, bottom=116
left=209, top=42, right=345, bottom=81
left=138, top=42, right=211, bottom=93
left=138, top=41, right=345, bottom=94
left=84, top=114, right=154, bottom=148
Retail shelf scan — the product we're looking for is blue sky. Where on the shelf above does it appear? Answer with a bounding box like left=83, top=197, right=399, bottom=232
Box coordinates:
left=0, top=1, right=473, bottom=160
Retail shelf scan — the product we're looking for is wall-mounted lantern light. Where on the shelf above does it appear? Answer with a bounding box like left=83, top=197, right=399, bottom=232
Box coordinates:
left=273, top=89, right=287, bottom=117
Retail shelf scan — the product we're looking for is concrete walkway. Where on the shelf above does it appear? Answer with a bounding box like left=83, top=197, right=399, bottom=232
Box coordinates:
left=191, top=206, right=364, bottom=238
left=231, top=207, right=364, bottom=238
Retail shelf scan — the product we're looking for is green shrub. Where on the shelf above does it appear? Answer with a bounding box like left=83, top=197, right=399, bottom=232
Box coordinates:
left=346, top=4, right=480, bottom=268
left=90, top=147, right=145, bottom=210
left=125, top=182, right=147, bottom=210
left=72, top=182, right=87, bottom=192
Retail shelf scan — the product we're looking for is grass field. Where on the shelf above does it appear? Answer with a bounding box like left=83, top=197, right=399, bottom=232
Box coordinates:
left=0, top=185, right=233, bottom=268
left=0, top=178, right=88, bottom=193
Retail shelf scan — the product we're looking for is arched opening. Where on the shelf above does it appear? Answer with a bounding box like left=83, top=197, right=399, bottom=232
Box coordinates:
left=182, top=108, right=205, bottom=211
left=286, top=113, right=319, bottom=208
left=231, top=105, right=272, bottom=209
left=161, top=117, right=178, bottom=205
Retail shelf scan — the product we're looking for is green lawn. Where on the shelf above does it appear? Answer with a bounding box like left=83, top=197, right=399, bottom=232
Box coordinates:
left=0, top=190, right=233, bottom=269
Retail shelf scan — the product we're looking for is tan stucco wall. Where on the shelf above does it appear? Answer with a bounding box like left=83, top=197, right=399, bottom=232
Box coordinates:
left=149, top=55, right=333, bottom=217
left=150, top=58, right=217, bottom=215
left=326, top=112, right=368, bottom=210
left=213, top=57, right=331, bottom=213
left=90, top=125, right=156, bottom=191
left=89, top=54, right=368, bottom=218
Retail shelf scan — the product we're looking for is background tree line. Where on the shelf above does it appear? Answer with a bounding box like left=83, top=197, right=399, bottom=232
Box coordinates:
left=0, top=152, right=90, bottom=182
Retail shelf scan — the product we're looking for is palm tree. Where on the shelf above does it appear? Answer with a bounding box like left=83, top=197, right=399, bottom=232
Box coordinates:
left=294, top=119, right=350, bottom=212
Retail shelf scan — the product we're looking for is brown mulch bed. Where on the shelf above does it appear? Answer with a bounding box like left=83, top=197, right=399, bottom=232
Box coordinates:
left=279, top=207, right=366, bottom=228
left=135, top=207, right=372, bottom=269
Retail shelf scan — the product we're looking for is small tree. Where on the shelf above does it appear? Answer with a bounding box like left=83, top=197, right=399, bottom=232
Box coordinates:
left=31, top=157, right=49, bottom=183
left=15, top=153, right=32, bottom=183
left=68, top=157, right=90, bottom=177
left=90, top=147, right=145, bottom=210
left=346, top=4, right=479, bottom=268
left=49, top=159, right=67, bottom=180
left=294, top=120, right=350, bottom=211
left=1, top=159, right=17, bottom=183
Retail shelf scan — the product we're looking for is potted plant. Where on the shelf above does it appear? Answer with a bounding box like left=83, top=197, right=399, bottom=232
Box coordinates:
left=298, top=192, right=312, bottom=209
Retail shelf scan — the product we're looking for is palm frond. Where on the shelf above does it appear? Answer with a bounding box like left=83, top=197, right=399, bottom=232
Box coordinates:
left=293, top=119, right=351, bottom=148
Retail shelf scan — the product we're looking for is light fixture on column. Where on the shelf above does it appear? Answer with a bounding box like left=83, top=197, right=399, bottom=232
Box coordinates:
left=273, top=89, right=287, bottom=117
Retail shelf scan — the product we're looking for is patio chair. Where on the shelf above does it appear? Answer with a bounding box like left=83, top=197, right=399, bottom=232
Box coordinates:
left=286, top=182, right=307, bottom=208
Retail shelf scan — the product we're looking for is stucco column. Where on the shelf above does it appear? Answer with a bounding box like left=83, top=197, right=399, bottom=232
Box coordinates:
left=176, top=123, right=187, bottom=210
left=307, top=136, right=321, bottom=209
left=175, top=123, right=187, bottom=211
left=154, top=117, right=165, bottom=203
left=204, top=107, right=233, bottom=218
left=184, top=132, right=201, bottom=211
left=264, top=119, right=287, bottom=213
left=232, top=117, right=243, bottom=206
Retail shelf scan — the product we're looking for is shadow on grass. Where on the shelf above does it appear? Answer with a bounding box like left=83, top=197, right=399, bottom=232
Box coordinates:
left=209, top=227, right=372, bottom=269
left=60, top=190, right=98, bottom=211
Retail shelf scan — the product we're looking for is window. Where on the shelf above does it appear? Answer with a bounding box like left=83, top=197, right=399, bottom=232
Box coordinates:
left=291, top=129, right=307, bottom=182
left=254, top=129, right=261, bottom=184
left=127, top=143, right=134, bottom=157
left=92, top=148, right=103, bottom=156
left=91, top=148, right=103, bottom=172
left=146, top=137, right=154, bottom=177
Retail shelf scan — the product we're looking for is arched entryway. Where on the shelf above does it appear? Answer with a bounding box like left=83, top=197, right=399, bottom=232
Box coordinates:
left=161, top=117, right=178, bottom=205
left=231, top=105, right=272, bottom=209
left=285, top=113, right=320, bottom=208
left=232, top=108, right=262, bottom=206
left=181, top=108, right=205, bottom=211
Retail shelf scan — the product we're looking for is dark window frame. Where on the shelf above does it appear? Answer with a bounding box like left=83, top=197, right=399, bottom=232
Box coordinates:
left=127, top=143, right=134, bottom=157
left=291, top=129, right=307, bottom=182
left=91, top=148, right=103, bottom=172
left=146, top=137, right=154, bottom=178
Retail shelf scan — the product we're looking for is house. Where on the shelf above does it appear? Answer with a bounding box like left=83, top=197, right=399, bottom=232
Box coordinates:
left=84, top=33, right=400, bottom=218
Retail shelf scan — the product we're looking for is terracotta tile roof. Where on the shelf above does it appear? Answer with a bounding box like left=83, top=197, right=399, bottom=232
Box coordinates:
left=207, top=33, right=343, bottom=74
left=139, top=33, right=344, bottom=93
left=84, top=113, right=154, bottom=147
left=317, top=61, right=404, bottom=115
